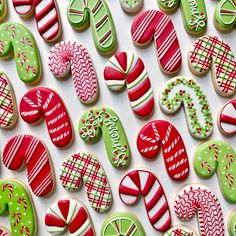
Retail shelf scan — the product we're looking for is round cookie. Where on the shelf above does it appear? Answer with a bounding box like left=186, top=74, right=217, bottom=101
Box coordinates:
left=45, top=199, right=95, bottom=235
left=101, top=212, right=145, bottom=236
left=228, top=210, right=236, bottom=236
left=0, top=178, right=36, bottom=236
left=194, top=140, right=236, bottom=203
left=0, top=22, right=41, bottom=84
left=119, top=0, right=143, bottom=14
left=218, top=99, right=236, bottom=135
left=79, top=106, right=131, bottom=168
left=67, top=0, right=117, bottom=55
left=0, top=0, right=7, bottom=22
left=159, top=76, right=213, bottom=139
left=164, top=226, right=197, bottom=236
left=59, top=151, right=112, bottom=213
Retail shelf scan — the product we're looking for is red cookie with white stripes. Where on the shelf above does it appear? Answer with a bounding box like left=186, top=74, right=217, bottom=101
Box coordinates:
left=218, top=99, right=236, bottom=135
left=137, top=120, right=189, bottom=181
left=119, top=168, right=171, bottom=232
left=0, top=226, right=10, bottom=236
left=2, top=134, right=54, bottom=197
left=131, top=10, right=182, bottom=75
left=20, top=87, right=73, bottom=148
left=174, top=184, right=225, bottom=235
left=45, top=199, right=95, bottom=235
left=104, top=52, right=154, bottom=118
left=0, top=71, right=17, bottom=129
left=13, top=0, right=62, bottom=42
left=48, top=41, right=98, bottom=104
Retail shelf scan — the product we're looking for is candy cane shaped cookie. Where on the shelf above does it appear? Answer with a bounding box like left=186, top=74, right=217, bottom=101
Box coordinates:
left=3, top=134, right=54, bottom=197
left=60, top=151, right=112, bottom=213
left=189, top=35, right=236, bottom=96
left=218, top=99, right=236, bottom=135
left=160, top=76, right=213, bottom=139
left=119, top=0, right=143, bottom=13
left=67, top=0, right=117, bottom=55
left=45, top=199, right=95, bottom=235
left=0, top=226, right=10, bottom=236
left=174, top=184, right=225, bottom=235
left=20, top=87, right=73, bottom=147
left=13, top=0, right=61, bottom=42
left=48, top=41, right=98, bottom=104
left=0, top=179, right=36, bottom=236
left=104, top=52, right=154, bottom=118
left=157, top=0, right=207, bottom=35
left=164, top=226, right=197, bottom=236
left=131, top=10, right=182, bottom=75
left=228, top=210, right=236, bottom=236
left=0, top=22, right=41, bottom=83
left=119, top=169, right=171, bottom=232
left=137, top=120, right=189, bottom=181
left=79, top=106, right=131, bottom=168
left=0, top=71, right=17, bottom=129
left=194, top=140, right=236, bottom=202
left=0, top=0, right=7, bottom=21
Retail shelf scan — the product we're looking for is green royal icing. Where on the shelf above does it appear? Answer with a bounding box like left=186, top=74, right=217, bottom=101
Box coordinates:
left=194, top=140, right=236, bottom=203
left=0, top=179, right=36, bottom=236
left=67, top=0, right=117, bottom=55
left=79, top=106, right=131, bottom=168
left=0, top=0, right=6, bottom=21
left=159, top=76, right=213, bottom=139
left=101, top=212, right=145, bottom=236
left=228, top=211, right=236, bottom=236
left=157, top=0, right=207, bottom=34
left=164, top=226, right=197, bottom=236
left=0, top=22, right=41, bottom=83
left=214, top=0, right=236, bottom=31
left=120, top=0, right=142, bottom=8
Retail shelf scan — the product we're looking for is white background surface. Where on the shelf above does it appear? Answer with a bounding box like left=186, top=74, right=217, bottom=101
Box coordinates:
left=0, top=0, right=236, bottom=235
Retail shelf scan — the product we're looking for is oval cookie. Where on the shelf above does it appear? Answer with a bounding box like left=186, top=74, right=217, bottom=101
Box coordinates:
left=119, top=0, right=143, bottom=13
left=228, top=210, right=236, bottom=236
left=0, top=0, right=7, bottom=22
left=164, top=226, right=197, bottom=236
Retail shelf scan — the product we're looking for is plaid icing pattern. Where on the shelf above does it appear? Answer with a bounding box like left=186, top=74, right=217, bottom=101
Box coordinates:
left=60, top=152, right=112, bottom=213
left=0, top=73, right=14, bottom=128
left=190, top=36, right=236, bottom=94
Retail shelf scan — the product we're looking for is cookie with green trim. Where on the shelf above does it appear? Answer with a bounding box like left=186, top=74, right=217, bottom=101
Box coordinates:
left=164, top=226, right=197, bottom=236
left=0, top=0, right=7, bottom=22
left=228, top=210, right=236, bottom=236
left=119, top=0, right=143, bottom=13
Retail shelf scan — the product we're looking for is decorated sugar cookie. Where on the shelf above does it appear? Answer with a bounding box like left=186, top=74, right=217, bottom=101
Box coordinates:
left=0, top=179, right=36, bottom=236
left=174, top=184, right=225, bottom=235
left=131, top=10, right=182, bottom=75
left=194, top=140, right=236, bottom=202
left=228, top=210, right=236, bottom=236
left=13, top=0, right=61, bottom=42
left=48, top=41, right=98, bottom=104
left=0, top=71, right=17, bottom=129
left=20, top=87, right=73, bottom=148
left=164, top=226, right=197, bottom=236
left=159, top=76, right=213, bottom=139
left=45, top=199, right=95, bottom=235
left=101, top=212, right=145, bottom=236
left=0, top=22, right=41, bottom=84
left=79, top=106, right=131, bottom=168
left=119, top=0, right=143, bottom=13
left=137, top=120, right=189, bottom=181
left=188, top=35, right=236, bottom=96
left=0, top=0, right=7, bottom=22
left=119, top=169, right=171, bottom=232
left=67, top=0, right=117, bottom=55
left=3, top=134, right=54, bottom=197
left=218, top=99, right=236, bottom=135
left=60, top=151, right=112, bottom=213
left=0, top=226, right=10, bottom=236
left=157, top=0, right=207, bottom=35
left=214, top=0, right=236, bottom=32
left=104, top=52, right=154, bottom=117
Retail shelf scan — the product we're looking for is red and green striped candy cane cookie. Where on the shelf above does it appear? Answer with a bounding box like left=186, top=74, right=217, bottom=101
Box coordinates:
left=0, top=22, right=41, bottom=84
left=67, top=0, right=117, bottom=55
left=101, top=212, right=145, bottom=236
left=0, top=0, right=7, bottom=22
left=228, top=210, right=236, bottom=236
left=164, top=226, right=197, bottom=236
left=194, top=140, right=236, bottom=203
left=0, top=179, right=36, bottom=236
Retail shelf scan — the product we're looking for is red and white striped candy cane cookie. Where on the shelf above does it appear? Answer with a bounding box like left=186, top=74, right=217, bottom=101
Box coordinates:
left=174, top=184, right=225, bottom=235
left=119, top=168, right=171, bottom=232
left=104, top=52, right=154, bottom=117
left=137, top=120, right=189, bottom=181
left=45, top=199, right=95, bottom=235
left=0, top=226, right=10, bottom=236
left=20, top=87, right=73, bottom=148
left=2, top=134, right=54, bottom=197
left=48, top=41, right=98, bottom=104
left=218, top=99, right=236, bottom=135
left=13, top=0, right=61, bottom=42
left=131, top=10, right=182, bottom=75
